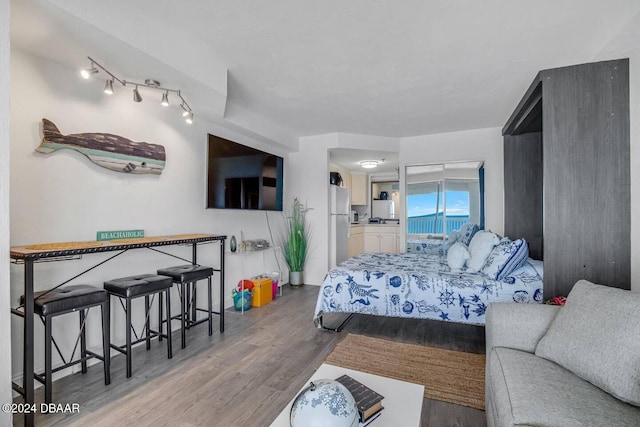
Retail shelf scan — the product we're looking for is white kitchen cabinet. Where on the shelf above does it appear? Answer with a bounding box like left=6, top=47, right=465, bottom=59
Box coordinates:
left=379, top=232, right=398, bottom=253
left=363, top=225, right=399, bottom=253
left=348, top=225, right=364, bottom=258
left=350, top=173, right=367, bottom=205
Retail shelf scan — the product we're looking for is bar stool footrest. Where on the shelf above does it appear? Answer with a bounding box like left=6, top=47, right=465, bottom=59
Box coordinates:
left=109, top=330, right=169, bottom=352
left=12, top=381, right=25, bottom=397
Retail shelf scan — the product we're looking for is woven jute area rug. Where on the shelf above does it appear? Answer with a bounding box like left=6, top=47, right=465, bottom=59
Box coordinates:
left=325, top=333, right=486, bottom=410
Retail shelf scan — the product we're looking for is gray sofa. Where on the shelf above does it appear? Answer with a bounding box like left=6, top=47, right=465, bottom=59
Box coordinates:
left=485, top=280, right=640, bottom=427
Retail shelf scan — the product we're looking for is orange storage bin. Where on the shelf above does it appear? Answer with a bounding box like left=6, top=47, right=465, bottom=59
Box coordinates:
left=251, top=277, right=273, bottom=307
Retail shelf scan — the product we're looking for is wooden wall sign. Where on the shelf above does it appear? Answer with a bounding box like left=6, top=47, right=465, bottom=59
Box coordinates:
left=97, top=230, right=144, bottom=241
left=36, top=118, right=166, bottom=175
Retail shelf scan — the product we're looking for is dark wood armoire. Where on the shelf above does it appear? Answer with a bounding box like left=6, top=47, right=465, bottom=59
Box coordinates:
left=503, top=59, right=630, bottom=299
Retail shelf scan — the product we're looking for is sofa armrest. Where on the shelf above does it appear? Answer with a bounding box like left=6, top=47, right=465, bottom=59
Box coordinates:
left=486, top=303, right=560, bottom=355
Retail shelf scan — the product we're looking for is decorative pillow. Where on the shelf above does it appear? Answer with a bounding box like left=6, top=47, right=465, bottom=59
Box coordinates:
left=458, top=223, right=480, bottom=246
left=465, top=230, right=500, bottom=272
left=406, top=239, right=446, bottom=256
left=480, top=238, right=529, bottom=280
left=535, top=281, right=640, bottom=407
left=447, top=230, right=461, bottom=245
left=447, top=242, right=470, bottom=271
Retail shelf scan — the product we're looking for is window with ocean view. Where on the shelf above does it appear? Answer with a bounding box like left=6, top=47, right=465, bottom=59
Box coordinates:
left=407, top=190, right=470, bottom=235
left=405, top=162, right=484, bottom=237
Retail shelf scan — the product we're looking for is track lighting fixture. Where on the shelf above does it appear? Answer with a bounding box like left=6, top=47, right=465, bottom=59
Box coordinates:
left=79, top=56, right=194, bottom=124
left=103, top=79, right=114, bottom=95
left=180, top=103, right=189, bottom=117
left=133, top=86, right=143, bottom=102
left=80, top=66, right=98, bottom=79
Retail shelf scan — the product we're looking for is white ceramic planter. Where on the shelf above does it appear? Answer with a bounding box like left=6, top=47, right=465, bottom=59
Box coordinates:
left=289, top=271, right=304, bottom=286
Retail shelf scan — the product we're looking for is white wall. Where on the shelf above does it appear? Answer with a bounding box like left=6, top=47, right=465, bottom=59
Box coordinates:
left=399, top=127, right=504, bottom=250
left=1, top=0, right=13, bottom=423
left=286, top=135, right=333, bottom=286
left=9, top=48, right=286, bottom=383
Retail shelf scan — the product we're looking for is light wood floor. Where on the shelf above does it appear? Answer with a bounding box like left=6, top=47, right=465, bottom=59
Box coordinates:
left=16, top=286, right=486, bottom=427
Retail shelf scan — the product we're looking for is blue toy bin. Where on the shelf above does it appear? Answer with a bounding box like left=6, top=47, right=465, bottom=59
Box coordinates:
left=232, top=289, right=253, bottom=311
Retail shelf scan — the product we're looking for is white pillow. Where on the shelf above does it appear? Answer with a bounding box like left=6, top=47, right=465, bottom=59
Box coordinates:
left=466, top=231, right=500, bottom=272
left=447, top=242, right=470, bottom=271
left=447, top=230, right=461, bottom=245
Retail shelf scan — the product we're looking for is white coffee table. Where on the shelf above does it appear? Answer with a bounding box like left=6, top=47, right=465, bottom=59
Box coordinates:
left=270, top=363, right=424, bottom=426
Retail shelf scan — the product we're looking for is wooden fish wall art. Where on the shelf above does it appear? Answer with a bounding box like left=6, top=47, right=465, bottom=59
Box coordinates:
left=37, top=118, right=166, bottom=175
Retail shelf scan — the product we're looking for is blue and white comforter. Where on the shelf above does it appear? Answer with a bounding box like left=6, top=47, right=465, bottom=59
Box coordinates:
left=314, top=252, right=543, bottom=326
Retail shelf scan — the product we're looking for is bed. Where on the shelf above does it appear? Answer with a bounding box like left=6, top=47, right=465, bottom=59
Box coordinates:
left=313, top=252, right=543, bottom=327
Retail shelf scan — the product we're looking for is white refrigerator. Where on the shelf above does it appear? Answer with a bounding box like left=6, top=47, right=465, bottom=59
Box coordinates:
left=372, top=200, right=395, bottom=219
left=330, top=185, right=350, bottom=269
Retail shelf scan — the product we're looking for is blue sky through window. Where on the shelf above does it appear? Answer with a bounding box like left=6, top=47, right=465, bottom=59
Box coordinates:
left=407, top=190, right=469, bottom=218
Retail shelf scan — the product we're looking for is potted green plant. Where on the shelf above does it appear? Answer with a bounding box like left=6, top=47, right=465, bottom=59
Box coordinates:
left=283, top=198, right=311, bottom=286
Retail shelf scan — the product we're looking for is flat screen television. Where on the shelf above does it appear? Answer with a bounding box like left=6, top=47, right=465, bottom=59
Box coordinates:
left=206, top=134, right=284, bottom=211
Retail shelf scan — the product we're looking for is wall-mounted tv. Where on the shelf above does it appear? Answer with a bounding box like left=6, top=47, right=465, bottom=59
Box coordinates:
left=207, top=134, right=284, bottom=211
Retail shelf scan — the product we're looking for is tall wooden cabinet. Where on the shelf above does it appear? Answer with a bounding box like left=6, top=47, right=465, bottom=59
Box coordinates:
left=503, top=59, right=630, bottom=299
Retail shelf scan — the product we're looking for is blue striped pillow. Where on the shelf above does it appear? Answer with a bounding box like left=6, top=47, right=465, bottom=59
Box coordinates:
left=480, top=238, right=529, bottom=280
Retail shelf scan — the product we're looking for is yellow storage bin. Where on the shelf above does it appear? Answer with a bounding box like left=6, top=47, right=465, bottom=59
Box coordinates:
left=251, top=277, right=273, bottom=307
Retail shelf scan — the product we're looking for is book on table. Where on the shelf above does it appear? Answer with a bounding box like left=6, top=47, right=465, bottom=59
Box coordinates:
left=335, top=374, right=384, bottom=423
left=361, top=408, right=383, bottom=426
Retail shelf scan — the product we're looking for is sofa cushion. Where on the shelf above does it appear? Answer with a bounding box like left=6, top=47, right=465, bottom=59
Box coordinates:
left=535, top=280, right=640, bottom=407
left=488, top=347, right=640, bottom=426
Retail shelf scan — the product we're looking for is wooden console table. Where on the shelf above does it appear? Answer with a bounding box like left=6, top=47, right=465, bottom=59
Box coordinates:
left=10, top=233, right=226, bottom=427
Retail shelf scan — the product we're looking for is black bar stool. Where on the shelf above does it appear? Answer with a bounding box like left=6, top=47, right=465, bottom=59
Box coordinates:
left=18, top=285, right=110, bottom=404
left=103, top=274, right=173, bottom=378
left=157, top=265, right=214, bottom=349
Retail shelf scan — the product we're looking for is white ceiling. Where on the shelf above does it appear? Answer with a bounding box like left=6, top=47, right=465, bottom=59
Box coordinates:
left=10, top=0, right=640, bottom=149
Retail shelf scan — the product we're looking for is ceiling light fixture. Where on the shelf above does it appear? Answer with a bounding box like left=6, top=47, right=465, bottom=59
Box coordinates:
left=360, top=160, right=379, bottom=169
left=80, top=62, right=99, bottom=79
left=133, top=86, right=143, bottom=103
left=103, top=79, right=114, bottom=95
left=180, top=103, right=190, bottom=117
left=79, top=56, right=194, bottom=124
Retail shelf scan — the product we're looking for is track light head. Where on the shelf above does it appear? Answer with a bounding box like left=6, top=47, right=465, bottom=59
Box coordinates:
left=161, top=92, right=169, bottom=107
left=104, top=79, right=114, bottom=95
left=185, top=111, right=194, bottom=124
left=133, top=86, right=143, bottom=102
left=80, top=66, right=98, bottom=79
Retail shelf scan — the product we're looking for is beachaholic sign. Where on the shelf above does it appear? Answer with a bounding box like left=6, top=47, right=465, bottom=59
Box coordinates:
left=97, top=230, right=145, bottom=241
